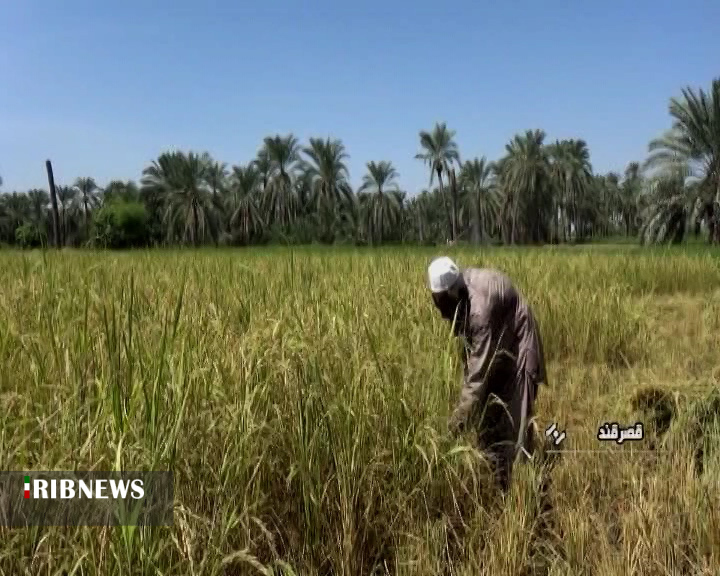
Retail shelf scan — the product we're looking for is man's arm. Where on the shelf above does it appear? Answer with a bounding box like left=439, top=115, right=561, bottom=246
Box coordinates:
left=448, top=322, right=500, bottom=435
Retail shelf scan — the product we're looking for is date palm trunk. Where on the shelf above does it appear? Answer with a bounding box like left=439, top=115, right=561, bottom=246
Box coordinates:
left=713, top=186, right=720, bottom=244
left=84, top=199, right=89, bottom=242
left=377, top=188, right=384, bottom=245
left=417, top=208, right=425, bottom=244
left=449, top=168, right=458, bottom=242
left=45, top=160, right=61, bottom=248
left=192, top=201, right=200, bottom=246
left=436, top=168, right=453, bottom=243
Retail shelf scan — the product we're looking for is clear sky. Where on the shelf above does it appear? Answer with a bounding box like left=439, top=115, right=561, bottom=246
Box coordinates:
left=2, top=0, right=718, bottom=195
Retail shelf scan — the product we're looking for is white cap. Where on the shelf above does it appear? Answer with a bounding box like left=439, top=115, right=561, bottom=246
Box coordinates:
left=427, top=256, right=460, bottom=293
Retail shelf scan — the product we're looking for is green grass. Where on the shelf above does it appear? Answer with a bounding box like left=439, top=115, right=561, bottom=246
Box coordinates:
left=1, top=245, right=719, bottom=575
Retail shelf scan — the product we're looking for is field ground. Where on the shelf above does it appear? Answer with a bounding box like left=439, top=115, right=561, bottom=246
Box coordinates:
left=1, top=245, right=719, bottom=575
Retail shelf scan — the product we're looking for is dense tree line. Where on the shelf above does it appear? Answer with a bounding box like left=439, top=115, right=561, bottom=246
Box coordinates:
left=2, top=78, right=718, bottom=249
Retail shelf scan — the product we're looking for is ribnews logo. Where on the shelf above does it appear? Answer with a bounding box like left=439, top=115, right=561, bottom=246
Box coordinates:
left=23, top=475, right=145, bottom=500
left=1, top=471, right=173, bottom=527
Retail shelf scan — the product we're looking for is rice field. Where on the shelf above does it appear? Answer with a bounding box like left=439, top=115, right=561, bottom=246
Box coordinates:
left=1, top=245, right=719, bottom=575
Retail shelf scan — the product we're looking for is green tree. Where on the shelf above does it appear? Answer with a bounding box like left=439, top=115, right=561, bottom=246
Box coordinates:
left=201, top=154, right=228, bottom=201
left=645, top=78, right=720, bottom=243
left=73, top=177, right=100, bottom=241
left=56, top=185, right=78, bottom=245
left=103, top=180, right=140, bottom=204
left=301, top=137, right=354, bottom=243
left=639, top=160, right=698, bottom=244
left=15, top=222, right=46, bottom=248
left=458, top=157, right=498, bottom=244
left=496, top=130, right=552, bottom=244
left=620, top=162, right=643, bottom=236
left=547, top=140, right=593, bottom=241
left=141, top=151, right=217, bottom=246
left=27, top=189, right=49, bottom=231
left=253, top=147, right=273, bottom=194
left=415, top=122, right=460, bottom=241
left=357, top=161, right=401, bottom=244
left=595, top=172, right=623, bottom=237
left=262, top=135, right=300, bottom=232
left=0, top=192, right=31, bottom=244
left=93, top=199, right=149, bottom=248
left=228, top=164, right=264, bottom=245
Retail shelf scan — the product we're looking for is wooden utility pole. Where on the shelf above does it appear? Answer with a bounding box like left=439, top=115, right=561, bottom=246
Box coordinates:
left=46, top=160, right=61, bottom=248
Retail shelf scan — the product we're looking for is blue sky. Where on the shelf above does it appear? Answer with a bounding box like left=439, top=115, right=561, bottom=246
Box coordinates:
left=1, top=0, right=718, bottom=195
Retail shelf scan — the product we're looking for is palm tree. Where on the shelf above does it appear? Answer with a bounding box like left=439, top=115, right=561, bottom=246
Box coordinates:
left=262, top=135, right=300, bottom=231
left=415, top=122, right=460, bottom=242
left=301, top=137, right=354, bottom=243
left=619, top=162, right=643, bottom=236
left=0, top=192, right=31, bottom=243
left=409, top=188, right=448, bottom=244
left=607, top=172, right=623, bottom=236
left=458, top=157, right=498, bottom=243
left=56, top=185, right=78, bottom=245
left=639, top=160, right=700, bottom=244
left=547, top=139, right=592, bottom=241
left=357, top=161, right=401, bottom=244
left=27, top=189, right=50, bottom=231
left=141, top=151, right=216, bottom=246
left=253, top=148, right=272, bottom=192
left=201, top=153, right=228, bottom=202
left=201, top=154, right=229, bottom=242
left=295, top=169, right=314, bottom=218
left=593, top=173, right=619, bottom=237
left=103, top=180, right=140, bottom=203
left=645, top=78, right=720, bottom=243
left=228, top=164, right=264, bottom=244
left=73, top=177, right=99, bottom=241
left=390, top=190, right=408, bottom=242
left=496, top=130, right=552, bottom=244
left=0, top=195, right=10, bottom=243
left=409, top=191, right=433, bottom=244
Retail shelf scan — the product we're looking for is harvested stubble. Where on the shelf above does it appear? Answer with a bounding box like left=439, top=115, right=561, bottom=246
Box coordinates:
left=0, top=245, right=719, bottom=575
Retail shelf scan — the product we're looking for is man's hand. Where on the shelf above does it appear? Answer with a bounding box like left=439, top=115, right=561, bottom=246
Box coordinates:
left=448, top=411, right=464, bottom=436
